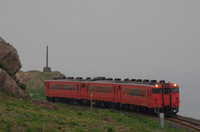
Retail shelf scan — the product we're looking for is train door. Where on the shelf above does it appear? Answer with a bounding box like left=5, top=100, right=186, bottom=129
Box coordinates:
left=113, top=85, right=121, bottom=103
left=77, top=84, right=81, bottom=99
left=81, top=83, right=86, bottom=99
left=162, top=88, right=171, bottom=106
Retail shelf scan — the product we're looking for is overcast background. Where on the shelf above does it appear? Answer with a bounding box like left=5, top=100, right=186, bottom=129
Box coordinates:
left=0, top=0, right=200, bottom=119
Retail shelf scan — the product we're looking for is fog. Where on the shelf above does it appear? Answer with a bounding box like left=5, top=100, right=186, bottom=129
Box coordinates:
left=0, top=0, right=200, bottom=119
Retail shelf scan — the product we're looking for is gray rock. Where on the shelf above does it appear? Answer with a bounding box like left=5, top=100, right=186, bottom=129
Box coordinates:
left=0, top=37, right=22, bottom=74
left=0, top=68, right=31, bottom=99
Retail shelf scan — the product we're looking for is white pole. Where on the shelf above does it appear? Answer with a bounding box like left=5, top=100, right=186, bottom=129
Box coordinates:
left=91, top=93, right=93, bottom=111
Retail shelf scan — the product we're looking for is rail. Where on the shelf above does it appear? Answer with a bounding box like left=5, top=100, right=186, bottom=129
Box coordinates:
left=166, top=115, right=200, bottom=131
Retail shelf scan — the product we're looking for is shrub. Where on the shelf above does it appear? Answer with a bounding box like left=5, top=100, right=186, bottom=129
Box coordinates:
left=18, top=82, right=26, bottom=90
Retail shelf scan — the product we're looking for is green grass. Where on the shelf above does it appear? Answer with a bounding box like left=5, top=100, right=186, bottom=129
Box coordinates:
left=0, top=91, right=186, bottom=131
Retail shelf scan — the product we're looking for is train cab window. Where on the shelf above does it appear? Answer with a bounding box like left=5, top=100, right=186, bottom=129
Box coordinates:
left=66, top=85, right=68, bottom=91
left=171, top=87, right=179, bottom=93
left=164, top=89, right=169, bottom=94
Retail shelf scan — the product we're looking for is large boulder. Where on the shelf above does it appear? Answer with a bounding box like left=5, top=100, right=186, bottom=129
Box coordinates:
left=0, top=68, right=31, bottom=99
left=0, top=37, right=22, bottom=74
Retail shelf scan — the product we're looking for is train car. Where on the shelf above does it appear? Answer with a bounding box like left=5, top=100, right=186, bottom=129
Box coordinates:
left=45, top=77, right=180, bottom=116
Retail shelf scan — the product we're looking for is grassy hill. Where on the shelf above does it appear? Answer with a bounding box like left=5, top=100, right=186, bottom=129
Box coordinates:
left=16, top=70, right=65, bottom=100
left=0, top=91, right=183, bottom=132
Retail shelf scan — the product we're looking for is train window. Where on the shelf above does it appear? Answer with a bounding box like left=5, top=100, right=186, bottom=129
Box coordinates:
left=142, top=90, right=145, bottom=97
left=131, top=89, right=133, bottom=96
left=110, top=87, right=112, bottom=93
left=66, top=85, right=68, bottom=91
left=139, top=89, right=141, bottom=96
left=128, top=88, right=129, bottom=95
left=152, top=88, right=162, bottom=94
left=135, top=89, right=137, bottom=96
left=82, top=84, right=85, bottom=88
left=96, top=86, right=98, bottom=93
left=68, top=85, right=70, bottom=91
left=92, top=86, right=94, bottom=92
left=171, top=87, right=179, bottom=93
left=99, top=87, right=100, bottom=93
left=73, top=85, right=75, bottom=91
left=164, top=89, right=169, bottom=94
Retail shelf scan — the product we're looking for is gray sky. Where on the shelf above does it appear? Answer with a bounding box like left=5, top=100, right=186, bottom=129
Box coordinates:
left=0, top=0, right=200, bottom=78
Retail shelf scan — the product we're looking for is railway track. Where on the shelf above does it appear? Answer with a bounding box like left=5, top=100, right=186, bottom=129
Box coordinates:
left=166, top=115, right=200, bottom=132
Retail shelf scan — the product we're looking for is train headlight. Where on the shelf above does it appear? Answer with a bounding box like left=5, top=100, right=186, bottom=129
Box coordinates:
left=174, top=84, right=177, bottom=87
left=155, top=84, right=159, bottom=88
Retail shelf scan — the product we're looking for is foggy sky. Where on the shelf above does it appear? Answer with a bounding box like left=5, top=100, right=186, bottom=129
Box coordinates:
left=0, top=0, right=200, bottom=78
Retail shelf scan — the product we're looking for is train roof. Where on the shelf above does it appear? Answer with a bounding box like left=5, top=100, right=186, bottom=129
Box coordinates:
left=45, top=76, right=169, bottom=86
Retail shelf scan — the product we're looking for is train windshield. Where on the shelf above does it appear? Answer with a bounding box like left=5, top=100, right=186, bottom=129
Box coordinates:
left=171, top=87, right=179, bottom=93
left=152, top=88, right=162, bottom=94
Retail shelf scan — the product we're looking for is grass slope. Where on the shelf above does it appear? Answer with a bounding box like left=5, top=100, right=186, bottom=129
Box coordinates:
left=17, top=70, right=65, bottom=100
left=0, top=92, right=184, bottom=132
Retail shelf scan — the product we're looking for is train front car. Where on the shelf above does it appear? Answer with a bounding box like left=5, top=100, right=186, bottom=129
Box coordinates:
left=152, top=82, right=180, bottom=116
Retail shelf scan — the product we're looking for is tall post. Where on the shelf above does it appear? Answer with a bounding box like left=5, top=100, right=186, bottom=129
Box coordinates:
left=46, top=46, right=48, bottom=67
left=91, top=93, right=93, bottom=111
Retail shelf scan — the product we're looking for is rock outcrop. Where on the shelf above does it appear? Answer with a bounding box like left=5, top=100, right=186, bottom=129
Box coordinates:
left=0, top=36, right=30, bottom=99
left=0, top=36, right=22, bottom=74
left=0, top=68, right=30, bottom=99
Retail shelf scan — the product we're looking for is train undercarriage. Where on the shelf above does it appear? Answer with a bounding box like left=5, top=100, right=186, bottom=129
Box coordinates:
left=46, top=96, right=177, bottom=117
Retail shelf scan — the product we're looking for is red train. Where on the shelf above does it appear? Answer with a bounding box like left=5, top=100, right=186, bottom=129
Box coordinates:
left=45, top=77, right=180, bottom=116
